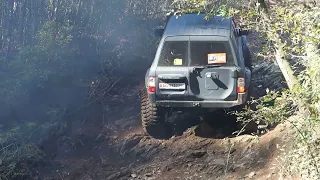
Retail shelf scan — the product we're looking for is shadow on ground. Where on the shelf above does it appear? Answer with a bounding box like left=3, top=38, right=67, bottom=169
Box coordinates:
left=170, top=109, right=240, bottom=139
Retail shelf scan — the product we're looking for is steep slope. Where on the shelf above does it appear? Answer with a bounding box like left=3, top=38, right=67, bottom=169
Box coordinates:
left=35, top=33, right=295, bottom=180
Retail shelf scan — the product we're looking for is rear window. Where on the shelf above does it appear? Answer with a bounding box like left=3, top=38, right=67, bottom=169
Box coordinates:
left=158, top=41, right=188, bottom=66
left=190, top=41, right=234, bottom=66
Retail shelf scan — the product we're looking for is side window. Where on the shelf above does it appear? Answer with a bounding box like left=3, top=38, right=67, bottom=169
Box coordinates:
left=231, top=21, right=238, bottom=46
left=158, top=41, right=188, bottom=66
left=233, top=30, right=238, bottom=42
left=231, top=30, right=238, bottom=49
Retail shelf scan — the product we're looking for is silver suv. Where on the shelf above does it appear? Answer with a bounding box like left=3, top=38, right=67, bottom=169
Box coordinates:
left=140, top=13, right=253, bottom=139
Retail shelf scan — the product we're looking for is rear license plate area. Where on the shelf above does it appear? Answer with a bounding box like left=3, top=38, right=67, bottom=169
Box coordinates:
left=159, top=82, right=186, bottom=90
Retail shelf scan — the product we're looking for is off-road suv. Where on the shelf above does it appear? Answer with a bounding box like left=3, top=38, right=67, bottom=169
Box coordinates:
left=140, top=13, right=253, bottom=139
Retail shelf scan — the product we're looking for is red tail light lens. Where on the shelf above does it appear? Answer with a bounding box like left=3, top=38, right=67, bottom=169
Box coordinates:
left=237, top=77, right=245, bottom=93
left=148, top=86, right=156, bottom=92
left=148, top=76, right=156, bottom=93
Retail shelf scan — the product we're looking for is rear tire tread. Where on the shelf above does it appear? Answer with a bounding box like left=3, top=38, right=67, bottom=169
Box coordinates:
left=140, top=89, right=170, bottom=139
left=242, top=40, right=253, bottom=71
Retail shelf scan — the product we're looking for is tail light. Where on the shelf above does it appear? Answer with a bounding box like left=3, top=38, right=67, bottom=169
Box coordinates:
left=148, top=76, right=156, bottom=93
left=237, top=77, right=245, bottom=93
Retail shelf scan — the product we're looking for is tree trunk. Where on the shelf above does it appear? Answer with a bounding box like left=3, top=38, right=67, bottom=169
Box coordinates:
left=257, top=0, right=299, bottom=90
left=274, top=37, right=299, bottom=90
left=304, top=28, right=320, bottom=114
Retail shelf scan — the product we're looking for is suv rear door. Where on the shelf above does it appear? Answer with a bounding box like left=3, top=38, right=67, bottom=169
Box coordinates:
left=155, top=36, right=190, bottom=100
left=188, top=36, right=238, bottom=101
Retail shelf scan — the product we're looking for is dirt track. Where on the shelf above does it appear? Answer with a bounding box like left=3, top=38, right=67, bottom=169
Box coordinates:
left=35, top=34, right=295, bottom=180
left=40, top=89, right=294, bottom=180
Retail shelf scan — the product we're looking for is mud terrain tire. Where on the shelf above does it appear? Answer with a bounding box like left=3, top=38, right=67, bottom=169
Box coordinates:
left=237, top=42, right=257, bottom=133
left=242, top=38, right=253, bottom=101
left=140, top=90, right=171, bottom=139
left=242, top=39, right=253, bottom=71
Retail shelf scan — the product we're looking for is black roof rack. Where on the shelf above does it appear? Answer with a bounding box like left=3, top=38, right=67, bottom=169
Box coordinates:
left=163, top=13, right=232, bottom=37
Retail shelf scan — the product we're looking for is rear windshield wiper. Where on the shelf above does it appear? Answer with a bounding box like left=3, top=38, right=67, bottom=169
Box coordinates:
left=193, top=64, right=221, bottom=69
left=205, top=64, right=222, bottom=68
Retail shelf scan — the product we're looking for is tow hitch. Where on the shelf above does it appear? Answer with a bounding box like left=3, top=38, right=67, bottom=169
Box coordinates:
left=192, top=102, right=200, bottom=107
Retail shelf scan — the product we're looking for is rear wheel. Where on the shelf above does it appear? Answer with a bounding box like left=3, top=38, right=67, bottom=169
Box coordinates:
left=242, top=40, right=253, bottom=71
left=246, top=83, right=253, bottom=102
left=242, top=39, right=253, bottom=102
left=140, top=89, right=172, bottom=139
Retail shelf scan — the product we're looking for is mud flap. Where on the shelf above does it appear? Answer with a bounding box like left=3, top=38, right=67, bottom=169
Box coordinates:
left=245, top=67, right=251, bottom=89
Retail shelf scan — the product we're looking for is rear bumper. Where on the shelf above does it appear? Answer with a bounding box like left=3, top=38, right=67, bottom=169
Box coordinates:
left=152, top=93, right=247, bottom=108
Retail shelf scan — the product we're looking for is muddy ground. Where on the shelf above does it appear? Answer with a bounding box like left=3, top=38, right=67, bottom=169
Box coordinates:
left=34, top=34, right=296, bottom=180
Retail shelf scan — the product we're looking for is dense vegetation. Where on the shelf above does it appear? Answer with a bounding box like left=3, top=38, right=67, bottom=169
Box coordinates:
left=0, top=0, right=320, bottom=179
left=172, top=0, right=320, bottom=178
